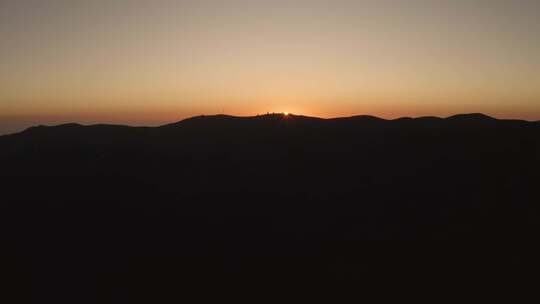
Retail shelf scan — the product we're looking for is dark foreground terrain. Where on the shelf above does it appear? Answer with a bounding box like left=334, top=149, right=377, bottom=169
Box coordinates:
left=1, top=113, right=539, bottom=302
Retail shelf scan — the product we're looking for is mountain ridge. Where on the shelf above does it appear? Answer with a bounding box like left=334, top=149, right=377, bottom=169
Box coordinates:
left=3, top=112, right=537, bottom=138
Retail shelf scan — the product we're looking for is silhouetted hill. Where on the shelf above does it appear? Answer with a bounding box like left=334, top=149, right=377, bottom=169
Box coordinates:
left=446, top=112, right=496, bottom=121
left=1, top=113, right=539, bottom=302
left=5, top=112, right=533, bottom=139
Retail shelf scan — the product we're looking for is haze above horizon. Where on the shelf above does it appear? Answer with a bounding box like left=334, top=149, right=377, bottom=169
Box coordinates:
left=1, top=0, right=540, bottom=134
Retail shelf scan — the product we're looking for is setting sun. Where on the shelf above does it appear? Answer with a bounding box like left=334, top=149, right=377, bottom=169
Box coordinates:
left=1, top=0, right=539, bottom=136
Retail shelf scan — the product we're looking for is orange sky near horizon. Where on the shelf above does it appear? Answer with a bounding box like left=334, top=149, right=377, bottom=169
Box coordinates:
left=1, top=0, right=540, bottom=134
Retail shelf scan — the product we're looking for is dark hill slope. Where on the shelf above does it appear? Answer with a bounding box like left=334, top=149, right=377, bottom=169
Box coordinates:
left=1, top=113, right=539, bottom=302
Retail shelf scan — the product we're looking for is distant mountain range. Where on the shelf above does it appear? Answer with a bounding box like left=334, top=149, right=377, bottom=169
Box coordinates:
left=2, top=112, right=537, bottom=138
left=1, top=112, right=539, bottom=302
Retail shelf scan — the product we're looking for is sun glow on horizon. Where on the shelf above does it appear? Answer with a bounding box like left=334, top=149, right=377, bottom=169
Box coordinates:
left=1, top=0, right=540, bottom=135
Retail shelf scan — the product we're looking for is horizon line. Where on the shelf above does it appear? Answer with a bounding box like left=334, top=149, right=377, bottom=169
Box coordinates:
left=3, top=112, right=539, bottom=137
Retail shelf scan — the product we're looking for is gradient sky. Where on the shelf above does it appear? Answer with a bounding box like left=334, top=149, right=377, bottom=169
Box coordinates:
left=1, top=0, right=540, bottom=134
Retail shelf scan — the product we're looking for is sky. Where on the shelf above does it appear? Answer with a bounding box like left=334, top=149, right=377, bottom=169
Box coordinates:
left=1, top=0, right=540, bottom=134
